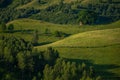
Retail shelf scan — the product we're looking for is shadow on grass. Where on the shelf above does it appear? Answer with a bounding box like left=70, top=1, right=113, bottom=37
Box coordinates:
left=65, top=58, right=120, bottom=80
left=34, top=41, right=53, bottom=46
left=56, top=43, right=120, bottom=48
left=11, top=29, right=34, bottom=34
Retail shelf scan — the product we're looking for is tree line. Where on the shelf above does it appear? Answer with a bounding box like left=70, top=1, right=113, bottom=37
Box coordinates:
left=0, top=7, right=40, bottom=23
left=0, top=0, right=32, bottom=8
left=0, top=0, right=119, bottom=24
left=30, top=0, right=120, bottom=24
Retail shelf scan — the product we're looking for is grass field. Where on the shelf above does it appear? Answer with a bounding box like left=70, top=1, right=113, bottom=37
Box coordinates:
left=54, top=45, right=120, bottom=80
left=36, top=28, right=120, bottom=80
left=38, top=28, right=120, bottom=47
left=6, top=19, right=120, bottom=44
left=32, top=21, right=119, bottom=80
left=3, top=19, right=120, bottom=79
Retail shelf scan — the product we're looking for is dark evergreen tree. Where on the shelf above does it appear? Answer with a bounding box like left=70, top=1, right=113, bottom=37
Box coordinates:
left=78, top=10, right=97, bottom=25
left=89, top=66, right=96, bottom=79
left=43, top=47, right=59, bottom=65
left=32, top=30, right=39, bottom=45
left=45, top=28, right=51, bottom=35
left=0, top=22, right=6, bottom=32
left=8, top=24, right=14, bottom=32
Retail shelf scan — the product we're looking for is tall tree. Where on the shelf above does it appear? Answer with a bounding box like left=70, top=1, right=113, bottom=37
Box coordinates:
left=32, top=30, right=39, bottom=45
left=0, top=22, right=7, bottom=32
left=16, top=52, right=25, bottom=70
left=43, top=47, right=59, bottom=65
left=78, top=10, right=97, bottom=25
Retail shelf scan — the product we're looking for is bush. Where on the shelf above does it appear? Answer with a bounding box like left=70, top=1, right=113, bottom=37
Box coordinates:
left=0, top=22, right=7, bottom=32
left=7, top=24, right=14, bottom=32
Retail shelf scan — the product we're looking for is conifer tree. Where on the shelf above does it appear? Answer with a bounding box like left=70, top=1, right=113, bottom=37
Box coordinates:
left=32, top=30, right=39, bottom=45
left=0, top=22, right=6, bottom=32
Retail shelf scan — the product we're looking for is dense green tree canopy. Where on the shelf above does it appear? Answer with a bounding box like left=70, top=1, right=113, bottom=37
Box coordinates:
left=78, top=10, right=97, bottom=24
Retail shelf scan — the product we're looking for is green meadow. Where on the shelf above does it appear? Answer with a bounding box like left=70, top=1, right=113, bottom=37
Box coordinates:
left=0, top=18, right=120, bottom=79
left=5, top=19, right=120, bottom=44
left=35, top=25, right=120, bottom=79
left=37, top=28, right=120, bottom=80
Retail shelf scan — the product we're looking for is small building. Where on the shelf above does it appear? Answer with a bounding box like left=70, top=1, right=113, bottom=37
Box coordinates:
left=79, top=21, right=83, bottom=26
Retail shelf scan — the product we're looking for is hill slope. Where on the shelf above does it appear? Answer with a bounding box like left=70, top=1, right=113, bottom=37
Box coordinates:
left=6, top=19, right=120, bottom=44
left=37, top=28, right=120, bottom=48
left=36, top=27, right=120, bottom=79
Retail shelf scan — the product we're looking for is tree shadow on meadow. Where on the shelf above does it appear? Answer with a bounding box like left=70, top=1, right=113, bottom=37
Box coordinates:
left=65, top=58, right=120, bottom=80
left=11, top=29, right=34, bottom=34
left=34, top=41, right=53, bottom=46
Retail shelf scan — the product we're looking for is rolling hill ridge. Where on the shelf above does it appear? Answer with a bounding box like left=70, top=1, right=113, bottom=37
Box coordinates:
left=38, top=28, right=120, bottom=48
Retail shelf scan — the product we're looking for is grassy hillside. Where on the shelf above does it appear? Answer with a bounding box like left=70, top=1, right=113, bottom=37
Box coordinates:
left=35, top=26, right=120, bottom=79
left=80, top=0, right=99, bottom=5
left=1, top=19, right=119, bottom=80
left=36, top=27, right=120, bottom=64
left=0, top=0, right=120, bottom=79
left=6, top=19, right=120, bottom=44
left=39, top=28, right=120, bottom=47
left=7, top=19, right=120, bottom=34
left=54, top=45, right=120, bottom=80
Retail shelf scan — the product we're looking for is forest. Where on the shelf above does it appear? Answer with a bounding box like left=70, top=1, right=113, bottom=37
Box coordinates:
left=0, top=0, right=119, bottom=24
